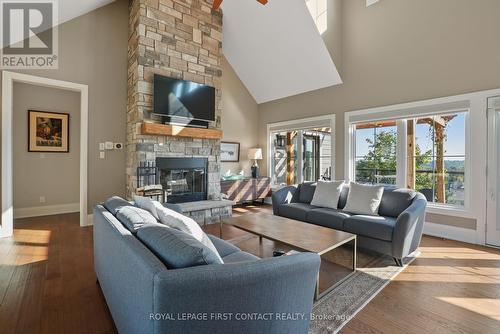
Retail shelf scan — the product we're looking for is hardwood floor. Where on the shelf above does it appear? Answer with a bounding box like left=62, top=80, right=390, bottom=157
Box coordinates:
left=1, top=206, right=499, bottom=333
left=342, top=236, right=500, bottom=334
left=0, top=213, right=116, bottom=334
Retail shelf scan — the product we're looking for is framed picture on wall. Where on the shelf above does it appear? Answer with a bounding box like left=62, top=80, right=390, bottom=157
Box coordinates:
left=28, top=110, right=69, bottom=153
left=220, top=142, right=240, bottom=162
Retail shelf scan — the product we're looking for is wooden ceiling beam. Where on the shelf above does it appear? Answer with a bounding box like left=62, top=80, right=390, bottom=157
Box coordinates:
left=212, top=0, right=223, bottom=10
left=355, top=114, right=458, bottom=130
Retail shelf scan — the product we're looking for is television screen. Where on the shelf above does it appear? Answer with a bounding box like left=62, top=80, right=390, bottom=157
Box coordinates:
left=153, top=75, right=215, bottom=122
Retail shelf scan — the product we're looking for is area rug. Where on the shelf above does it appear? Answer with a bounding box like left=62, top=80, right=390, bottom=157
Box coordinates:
left=309, top=249, right=420, bottom=334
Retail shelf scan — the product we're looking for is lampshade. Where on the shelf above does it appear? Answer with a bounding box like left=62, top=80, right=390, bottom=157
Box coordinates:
left=247, top=148, right=263, bottom=160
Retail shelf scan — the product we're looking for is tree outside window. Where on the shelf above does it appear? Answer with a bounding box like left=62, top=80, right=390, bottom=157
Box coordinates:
left=355, top=123, right=398, bottom=185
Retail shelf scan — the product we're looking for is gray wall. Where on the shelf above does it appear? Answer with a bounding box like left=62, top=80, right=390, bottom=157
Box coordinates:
left=221, top=56, right=259, bottom=177
left=13, top=83, right=80, bottom=209
left=1, top=0, right=129, bottom=214
left=258, top=0, right=500, bottom=228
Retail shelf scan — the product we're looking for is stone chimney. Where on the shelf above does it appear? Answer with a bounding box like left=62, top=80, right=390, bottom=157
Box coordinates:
left=126, top=0, right=223, bottom=199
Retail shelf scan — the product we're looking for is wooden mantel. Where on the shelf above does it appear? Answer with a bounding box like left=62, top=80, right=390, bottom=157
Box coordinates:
left=141, top=122, right=223, bottom=140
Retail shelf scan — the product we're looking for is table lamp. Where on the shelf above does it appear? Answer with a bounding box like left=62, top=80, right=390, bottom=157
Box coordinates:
left=247, top=148, right=263, bottom=178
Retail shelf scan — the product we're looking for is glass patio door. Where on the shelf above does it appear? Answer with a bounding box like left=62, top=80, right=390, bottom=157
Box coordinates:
left=303, top=134, right=319, bottom=182
left=486, top=97, right=500, bottom=247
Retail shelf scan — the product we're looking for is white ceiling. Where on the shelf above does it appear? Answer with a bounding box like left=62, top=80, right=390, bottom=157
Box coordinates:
left=58, top=0, right=115, bottom=26
left=222, top=0, right=342, bottom=104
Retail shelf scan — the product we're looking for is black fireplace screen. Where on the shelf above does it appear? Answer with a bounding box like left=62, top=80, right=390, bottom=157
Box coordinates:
left=156, top=158, right=207, bottom=203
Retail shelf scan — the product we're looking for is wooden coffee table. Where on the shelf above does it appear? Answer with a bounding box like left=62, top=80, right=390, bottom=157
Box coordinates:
left=222, top=213, right=357, bottom=300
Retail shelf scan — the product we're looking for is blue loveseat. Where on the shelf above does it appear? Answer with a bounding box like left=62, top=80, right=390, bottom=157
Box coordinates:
left=272, top=182, right=427, bottom=266
left=93, top=200, right=321, bottom=334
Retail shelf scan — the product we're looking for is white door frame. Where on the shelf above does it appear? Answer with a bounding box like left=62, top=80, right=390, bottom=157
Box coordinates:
left=486, top=96, right=500, bottom=247
left=1, top=71, right=89, bottom=237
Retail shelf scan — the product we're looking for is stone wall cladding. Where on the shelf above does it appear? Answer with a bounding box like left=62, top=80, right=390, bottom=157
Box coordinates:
left=126, top=0, right=223, bottom=199
left=184, top=205, right=232, bottom=225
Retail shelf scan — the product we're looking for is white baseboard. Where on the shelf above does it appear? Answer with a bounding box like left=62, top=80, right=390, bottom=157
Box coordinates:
left=14, top=203, right=80, bottom=219
left=423, top=221, right=478, bottom=244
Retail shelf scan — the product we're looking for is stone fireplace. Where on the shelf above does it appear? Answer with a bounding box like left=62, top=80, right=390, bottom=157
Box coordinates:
left=126, top=0, right=223, bottom=201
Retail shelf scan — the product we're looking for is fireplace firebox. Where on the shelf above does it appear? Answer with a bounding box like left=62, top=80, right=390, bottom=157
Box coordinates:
left=156, top=157, right=208, bottom=204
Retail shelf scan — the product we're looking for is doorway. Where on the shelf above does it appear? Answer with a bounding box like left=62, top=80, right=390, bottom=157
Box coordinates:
left=1, top=71, right=89, bottom=238
left=13, top=83, right=81, bottom=220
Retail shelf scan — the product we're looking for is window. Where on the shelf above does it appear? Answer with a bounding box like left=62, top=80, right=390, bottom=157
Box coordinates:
left=408, top=113, right=466, bottom=206
left=270, top=127, right=332, bottom=186
left=306, top=0, right=327, bottom=34
left=355, top=122, right=397, bottom=186
left=352, top=111, right=467, bottom=208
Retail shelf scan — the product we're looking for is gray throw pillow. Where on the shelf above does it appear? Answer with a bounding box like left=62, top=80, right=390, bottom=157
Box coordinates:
left=310, top=180, right=344, bottom=209
left=116, top=206, right=159, bottom=233
left=137, top=225, right=224, bottom=269
left=104, top=196, right=132, bottom=215
left=343, top=182, right=384, bottom=216
left=153, top=201, right=224, bottom=263
left=134, top=195, right=159, bottom=219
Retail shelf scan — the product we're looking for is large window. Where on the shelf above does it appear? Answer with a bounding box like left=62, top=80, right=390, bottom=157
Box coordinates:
left=353, top=111, right=467, bottom=207
left=270, top=127, right=332, bottom=186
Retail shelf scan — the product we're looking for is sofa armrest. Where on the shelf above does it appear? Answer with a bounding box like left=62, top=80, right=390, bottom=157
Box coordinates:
left=93, top=206, right=166, bottom=334
left=152, top=253, right=320, bottom=334
left=392, top=193, right=427, bottom=259
left=271, top=185, right=299, bottom=215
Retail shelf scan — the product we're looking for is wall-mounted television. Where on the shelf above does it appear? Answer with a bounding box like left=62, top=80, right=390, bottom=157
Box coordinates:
left=153, top=74, right=216, bottom=123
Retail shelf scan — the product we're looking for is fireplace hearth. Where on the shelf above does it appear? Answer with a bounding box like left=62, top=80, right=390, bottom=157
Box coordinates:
left=156, top=157, right=208, bottom=204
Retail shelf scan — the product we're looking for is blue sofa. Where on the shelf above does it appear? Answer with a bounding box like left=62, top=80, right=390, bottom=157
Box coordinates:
left=272, top=183, right=427, bottom=266
left=93, top=202, right=321, bottom=334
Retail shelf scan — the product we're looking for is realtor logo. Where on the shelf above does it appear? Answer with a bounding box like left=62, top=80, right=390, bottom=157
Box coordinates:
left=1, top=0, right=58, bottom=69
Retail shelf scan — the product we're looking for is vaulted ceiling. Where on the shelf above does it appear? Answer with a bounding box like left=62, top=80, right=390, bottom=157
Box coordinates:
left=222, top=0, right=342, bottom=104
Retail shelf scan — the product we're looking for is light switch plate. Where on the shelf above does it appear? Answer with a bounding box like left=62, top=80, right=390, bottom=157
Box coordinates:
left=100, top=151, right=105, bottom=159
left=105, top=141, right=114, bottom=150
left=99, top=143, right=105, bottom=151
